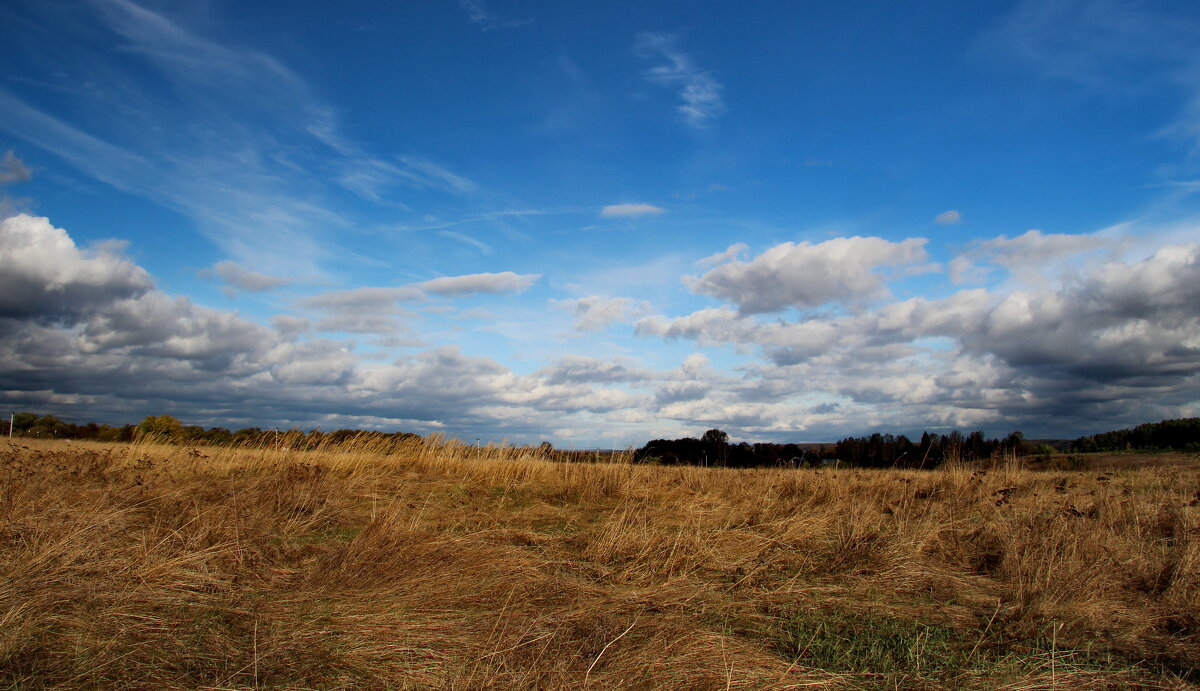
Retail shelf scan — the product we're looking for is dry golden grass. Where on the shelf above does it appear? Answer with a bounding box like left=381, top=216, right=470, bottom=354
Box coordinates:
left=1, top=436, right=1197, bottom=689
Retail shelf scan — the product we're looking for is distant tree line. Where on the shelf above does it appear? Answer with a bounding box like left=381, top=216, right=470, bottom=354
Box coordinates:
left=3, top=412, right=138, bottom=442
left=634, top=428, right=833, bottom=468
left=1, top=412, right=420, bottom=449
left=1072, top=417, right=1200, bottom=453
left=635, top=429, right=1047, bottom=469
left=8, top=410, right=1198, bottom=461
left=833, top=430, right=1038, bottom=467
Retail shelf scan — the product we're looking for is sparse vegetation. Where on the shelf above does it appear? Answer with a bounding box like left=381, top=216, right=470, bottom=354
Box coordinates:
left=2, top=435, right=1197, bottom=689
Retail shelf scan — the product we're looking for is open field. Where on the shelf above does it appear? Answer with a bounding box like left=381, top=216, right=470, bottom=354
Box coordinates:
left=2, top=438, right=1198, bottom=689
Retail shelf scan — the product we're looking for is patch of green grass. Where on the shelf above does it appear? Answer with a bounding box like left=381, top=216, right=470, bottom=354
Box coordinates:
left=489, top=484, right=534, bottom=507
left=528, top=518, right=580, bottom=536
left=766, top=606, right=1156, bottom=687
left=293, top=525, right=362, bottom=544
left=775, top=607, right=972, bottom=677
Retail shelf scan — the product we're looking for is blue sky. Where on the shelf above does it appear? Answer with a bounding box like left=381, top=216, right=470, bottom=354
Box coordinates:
left=2, top=0, right=1199, bottom=446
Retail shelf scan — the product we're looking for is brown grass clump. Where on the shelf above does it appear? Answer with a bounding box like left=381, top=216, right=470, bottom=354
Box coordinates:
left=1, top=437, right=1197, bottom=689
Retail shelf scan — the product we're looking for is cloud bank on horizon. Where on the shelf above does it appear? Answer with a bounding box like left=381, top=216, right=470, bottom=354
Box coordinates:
left=1, top=0, right=1199, bottom=445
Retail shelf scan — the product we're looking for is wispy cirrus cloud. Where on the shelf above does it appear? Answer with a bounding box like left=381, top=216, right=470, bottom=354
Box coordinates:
left=985, top=0, right=1200, bottom=147
left=599, top=203, right=665, bottom=218
left=633, top=32, right=725, bottom=129
left=437, top=230, right=493, bottom=254
left=458, top=0, right=532, bottom=31
left=0, top=0, right=481, bottom=278
left=934, top=210, right=962, bottom=225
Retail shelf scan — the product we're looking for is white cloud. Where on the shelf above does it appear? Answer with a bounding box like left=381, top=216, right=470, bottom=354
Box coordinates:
left=437, top=230, right=492, bottom=254
left=986, top=0, right=1200, bottom=147
left=301, top=286, right=424, bottom=311
left=948, top=255, right=992, bottom=285
left=949, top=229, right=1109, bottom=285
left=553, top=296, right=649, bottom=331
left=537, top=355, right=644, bottom=385
left=270, top=314, right=309, bottom=339
left=637, top=232, right=1200, bottom=437
left=976, top=229, right=1106, bottom=268
left=0, top=215, right=653, bottom=442
left=688, top=236, right=930, bottom=314
left=210, top=260, right=292, bottom=293
left=314, top=313, right=407, bottom=335
left=299, top=272, right=539, bottom=317
left=636, top=307, right=761, bottom=346
left=0, top=3, right=487, bottom=280
left=417, top=271, right=540, bottom=296
left=600, top=203, right=665, bottom=218
left=695, top=242, right=748, bottom=267
left=633, top=33, right=725, bottom=129
left=5, top=214, right=1200, bottom=446
left=934, top=209, right=962, bottom=225
left=0, top=214, right=151, bottom=320
left=395, top=155, right=482, bottom=197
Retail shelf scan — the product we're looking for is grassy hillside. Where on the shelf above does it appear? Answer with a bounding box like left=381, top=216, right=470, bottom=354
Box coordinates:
left=2, top=437, right=1198, bottom=689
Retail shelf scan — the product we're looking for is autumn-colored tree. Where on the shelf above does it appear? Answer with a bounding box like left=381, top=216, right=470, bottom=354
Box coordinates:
left=136, top=414, right=183, bottom=440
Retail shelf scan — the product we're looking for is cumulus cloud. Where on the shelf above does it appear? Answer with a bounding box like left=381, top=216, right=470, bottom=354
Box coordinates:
left=638, top=234, right=1200, bottom=437
left=7, top=213, right=1199, bottom=445
left=0, top=214, right=152, bottom=320
left=688, top=236, right=930, bottom=314
left=637, top=307, right=760, bottom=346
left=537, top=355, right=643, bottom=385
left=934, top=210, right=962, bottom=225
left=0, top=214, right=661, bottom=443
left=965, top=244, right=1200, bottom=379
left=599, top=203, right=665, bottom=219
left=948, top=255, right=992, bottom=285
left=976, top=229, right=1106, bottom=269
left=634, top=33, right=725, bottom=129
left=271, top=314, right=309, bottom=339
left=554, top=296, right=649, bottom=331
left=949, top=229, right=1109, bottom=285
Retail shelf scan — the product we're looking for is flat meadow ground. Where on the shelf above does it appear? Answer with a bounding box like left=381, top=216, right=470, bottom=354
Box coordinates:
left=1, top=438, right=1198, bottom=689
